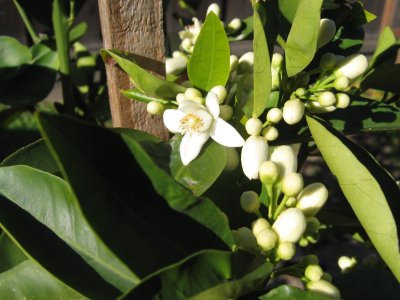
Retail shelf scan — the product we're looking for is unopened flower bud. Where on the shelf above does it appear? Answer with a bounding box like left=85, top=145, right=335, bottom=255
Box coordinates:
left=305, top=264, right=324, bottom=282
left=306, top=101, right=337, bottom=114
left=219, top=105, right=233, bottom=120
left=192, top=96, right=204, bottom=104
left=317, top=18, right=336, bottom=48
left=281, top=173, right=304, bottom=197
left=252, top=218, right=271, bottom=236
left=334, top=54, right=368, bottom=79
left=233, top=227, right=258, bottom=251
left=256, top=228, right=277, bottom=251
left=227, top=18, right=242, bottom=32
left=176, top=93, right=187, bottom=103
left=271, top=53, right=284, bottom=68
left=241, top=136, right=269, bottom=180
left=286, top=196, right=297, bottom=207
left=319, top=52, right=337, bottom=70
left=283, top=99, right=305, bottom=125
left=146, top=101, right=165, bottom=115
left=224, top=147, right=239, bottom=171
left=318, top=91, right=336, bottom=107
left=338, top=256, right=357, bottom=272
left=272, top=208, right=306, bottom=243
left=230, top=55, right=239, bottom=72
left=276, top=242, right=296, bottom=260
left=181, top=38, right=193, bottom=53
left=240, top=191, right=260, bottom=213
left=238, top=52, right=254, bottom=73
left=305, top=217, right=321, bottom=233
left=322, top=272, right=332, bottom=283
left=334, top=76, right=349, bottom=91
left=296, top=183, right=329, bottom=217
left=166, top=57, right=187, bottom=75
left=335, top=93, right=350, bottom=108
left=207, top=3, right=221, bottom=18
left=262, top=126, right=279, bottom=141
left=271, top=68, right=280, bottom=90
left=295, top=88, right=306, bottom=97
left=185, top=87, right=202, bottom=99
left=245, top=118, right=263, bottom=136
left=259, top=161, right=279, bottom=184
left=172, top=51, right=186, bottom=59
left=270, top=145, right=298, bottom=180
left=266, top=108, right=283, bottom=124
left=307, top=280, right=341, bottom=299
left=210, top=85, right=227, bottom=103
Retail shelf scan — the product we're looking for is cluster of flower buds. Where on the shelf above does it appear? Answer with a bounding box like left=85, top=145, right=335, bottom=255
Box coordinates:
left=304, top=263, right=341, bottom=299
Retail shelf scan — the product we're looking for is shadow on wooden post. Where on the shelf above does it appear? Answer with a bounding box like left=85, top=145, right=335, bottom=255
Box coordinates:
left=98, top=0, right=169, bottom=139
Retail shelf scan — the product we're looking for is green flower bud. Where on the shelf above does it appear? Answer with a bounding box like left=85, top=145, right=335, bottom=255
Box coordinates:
left=276, top=242, right=296, bottom=260
left=271, top=53, right=284, bottom=68
left=185, top=87, right=202, bottom=99
left=245, top=117, right=263, bottom=136
left=338, top=256, right=357, bottom=272
left=281, top=173, right=304, bottom=197
left=317, top=18, right=336, bottom=48
left=296, top=183, right=329, bottom=217
left=266, top=108, right=283, bottom=124
left=240, top=191, right=260, bottom=213
left=299, top=237, right=309, bottom=247
left=230, top=55, right=239, bottom=72
left=319, top=52, right=337, bottom=70
left=333, top=76, right=349, bottom=91
left=272, top=208, right=306, bottom=243
left=224, top=147, right=239, bottom=171
left=252, top=218, right=271, bottom=236
left=305, top=264, right=324, bottom=282
left=259, top=161, right=279, bottom=184
left=318, top=91, right=336, bottom=107
left=219, top=105, right=233, bottom=121
left=305, top=217, right=321, bottom=233
left=146, top=101, right=165, bottom=115
left=238, top=52, right=254, bottom=73
left=335, top=93, right=350, bottom=109
left=334, top=54, right=368, bottom=80
left=283, top=99, right=305, bottom=125
left=227, top=18, right=242, bottom=32
left=322, top=272, right=332, bottom=283
left=307, top=280, right=341, bottom=300
left=270, top=145, right=298, bottom=180
left=210, top=85, right=227, bottom=103
left=233, top=227, right=258, bottom=251
left=262, top=126, right=279, bottom=141
left=166, top=57, right=187, bottom=76
left=206, top=3, right=221, bottom=18
left=176, top=93, right=187, bottom=103
left=295, top=88, right=306, bottom=97
left=256, top=228, right=277, bottom=251
left=285, top=196, right=297, bottom=207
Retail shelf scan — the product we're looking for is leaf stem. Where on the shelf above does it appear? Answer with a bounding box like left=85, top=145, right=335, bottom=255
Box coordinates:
left=273, top=194, right=289, bottom=220
left=12, top=0, right=41, bottom=44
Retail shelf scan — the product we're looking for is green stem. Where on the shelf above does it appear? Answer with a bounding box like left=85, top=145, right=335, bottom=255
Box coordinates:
left=267, top=184, right=274, bottom=219
left=273, top=194, right=289, bottom=220
left=12, top=0, right=41, bottom=44
left=69, top=0, right=76, bottom=25
left=52, top=0, right=75, bottom=114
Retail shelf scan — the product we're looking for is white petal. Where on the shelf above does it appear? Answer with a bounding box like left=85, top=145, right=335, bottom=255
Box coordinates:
left=205, top=92, right=220, bottom=119
left=179, top=100, right=205, bottom=114
left=163, top=109, right=186, bottom=133
left=241, top=136, right=269, bottom=180
left=210, top=118, right=245, bottom=147
left=270, top=145, right=297, bottom=180
left=180, top=132, right=210, bottom=165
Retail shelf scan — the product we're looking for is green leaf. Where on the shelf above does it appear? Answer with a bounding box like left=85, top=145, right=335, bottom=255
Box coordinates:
left=123, top=250, right=273, bottom=299
left=0, top=233, right=27, bottom=273
left=361, top=64, right=400, bottom=93
left=187, top=11, right=230, bottom=91
left=101, top=49, right=185, bottom=98
left=259, top=285, right=332, bottom=300
left=31, top=43, right=59, bottom=70
left=252, top=4, right=271, bottom=117
left=285, top=0, right=322, bottom=77
left=0, top=36, right=31, bottom=80
left=37, top=113, right=231, bottom=278
left=369, top=27, right=398, bottom=68
left=121, top=88, right=171, bottom=104
left=170, top=137, right=227, bottom=196
left=0, top=260, right=87, bottom=299
left=306, top=116, right=400, bottom=282
left=69, top=22, right=88, bottom=43
left=0, top=165, right=138, bottom=292
left=350, top=1, right=376, bottom=27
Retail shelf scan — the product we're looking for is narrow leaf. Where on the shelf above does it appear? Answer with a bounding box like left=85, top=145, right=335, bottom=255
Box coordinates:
left=307, top=116, right=400, bottom=282
left=260, top=285, right=332, bottom=300
left=187, top=12, right=230, bottom=91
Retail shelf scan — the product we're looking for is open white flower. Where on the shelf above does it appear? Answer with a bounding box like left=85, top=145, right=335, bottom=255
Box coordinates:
left=163, top=92, right=245, bottom=165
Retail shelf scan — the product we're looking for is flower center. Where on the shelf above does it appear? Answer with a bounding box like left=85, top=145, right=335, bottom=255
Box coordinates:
left=179, top=113, right=205, bottom=134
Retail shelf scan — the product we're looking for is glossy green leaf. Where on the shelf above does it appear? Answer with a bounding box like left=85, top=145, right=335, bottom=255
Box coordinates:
left=307, top=116, right=400, bottom=282
left=285, top=0, right=322, bottom=77
left=187, top=12, right=230, bottom=91
left=0, top=165, right=138, bottom=292
left=101, top=49, right=185, bottom=98
left=252, top=5, right=271, bottom=117
left=0, top=36, right=31, bottom=80
left=31, top=43, right=59, bottom=70
left=350, top=1, right=377, bottom=27
left=123, top=250, right=273, bottom=299
left=259, top=285, right=332, bottom=300
left=278, top=0, right=300, bottom=24
left=170, top=137, right=227, bottom=196
left=0, top=233, right=27, bottom=273
left=361, top=64, right=400, bottom=93
left=69, top=22, right=88, bottom=43
left=369, top=27, right=398, bottom=68
left=37, top=113, right=231, bottom=279
left=0, top=260, right=86, bottom=299
left=121, top=88, right=171, bottom=104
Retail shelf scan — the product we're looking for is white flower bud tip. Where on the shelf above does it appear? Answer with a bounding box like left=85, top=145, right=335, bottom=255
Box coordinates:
left=238, top=52, right=254, bottom=73
left=252, top=218, right=271, bottom=236
left=335, top=93, right=350, bottom=109
left=338, top=256, right=357, bottom=272
left=241, top=135, right=269, bottom=180
left=146, top=101, right=165, bottom=115
left=210, top=85, right=227, bottom=103
left=262, top=126, right=279, bottom=141
left=166, top=57, right=187, bottom=76
left=176, top=93, right=187, bottom=104
left=224, top=147, right=239, bottom=172
left=272, top=208, right=306, bottom=243
left=276, top=242, right=296, bottom=260
left=319, top=52, right=337, bottom=70
left=240, top=191, right=260, bottom=213
left=219, top=105, right=233, bottom=121
left=256, top=228, right=277, bottom=251
left=245, top=117, right=263, bottom=136
left=283, top=99, right=305, bottom=125
left=230, top=55, right=239, bottom=72
left=296, top=183, right=329, bottom=217
left=307, top=280, right=341, bottom=300
left=207, top=3, right=221, bottom=18
left=281, top=173, right=304, bottom=197
left=181, top=38, right=193, bottom=53
left=305, top=264, right=324, bottom=282
left=334, top=54, right=368, bottom=80
left=334, top=76, right=349, bottom=91
left=271, top=53, right=284, bottom=68
left=318, top=91, right=336, bottom=107
left=227, top=18, right=242, bottom=32
left=266, top=108, right=283, bottom=124
left=185, top=87, right=202, bottom=99
left=270, top=145, right=298, bottom=180
left=259, top=160, right=279, bottom=184
left=317, top=18, right=336, bottom=48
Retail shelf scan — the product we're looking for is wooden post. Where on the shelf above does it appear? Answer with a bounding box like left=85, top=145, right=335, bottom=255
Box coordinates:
left=98, top=0, right=169, bottom=139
